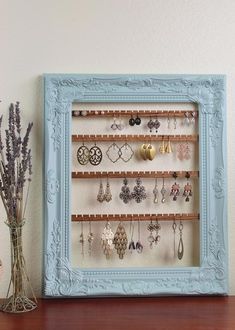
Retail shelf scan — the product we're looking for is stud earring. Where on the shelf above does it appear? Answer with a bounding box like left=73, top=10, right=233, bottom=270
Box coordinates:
left=119, top=178, right=132, bottom=204
left=101, top=221, right=114, bottom=259
left=129, top=114, right=135, bottom=126
left=113, top=222, right=128, bottom=259
left=77, top=143, right=90, bottom=165
left=89, top=143, right=102, bottom=166
left=161, top=177, right=167, bottom=203
left=97, top=179, right=105, bottom=203
left=104, top=177, right=112, bottom=202
left=135, top=114, right=141, bottom=125
left=132, top=177, right=147, bottom=203
left=153, top=178, right=158, bottom=204
left=136, top=220, right=143, bottom=253
left=178, top=221, right=184, bottom=260
left=147, top=117, right=155, bottom=133
left=183, top=172, right=192, bottom=202
left=170, top=172, right=180, bottom=201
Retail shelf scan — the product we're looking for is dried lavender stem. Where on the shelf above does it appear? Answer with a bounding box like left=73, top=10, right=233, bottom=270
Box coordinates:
left=22, top=181, right=30, bottom=219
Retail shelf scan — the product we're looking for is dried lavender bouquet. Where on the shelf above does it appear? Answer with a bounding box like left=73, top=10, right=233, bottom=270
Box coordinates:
left=0, top=102, right=37, bottom=313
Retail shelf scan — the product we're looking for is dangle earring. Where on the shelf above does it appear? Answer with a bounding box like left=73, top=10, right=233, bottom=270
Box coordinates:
left=165, top=136, right=173, bottom=154
left=161, top=177, right=167, bottom=203
left=87, top=221, right=94, bottom=256
left=139, top=143, right=148, bottom=160
left=113, top=222, right=128, bottom=259
left=106, top=142, right=121, bottom=163
left=159, top=137, right=165, bottom=154
left=135, top=114, right=141, bottom=125
left=153, top=178, right=159, bottom=204
left=97, top=178, right=105, bottom=202
left=184, top=141, right=191, bottom=160
left=178, top=221, right=184, bottom=260
left=119, top=178, right=132, bottom=204
left=89, top=143, right=102, bottom=166
left=120, top=142, right=134, bottom=162
left=136, top=220, right=143, bottom=253
left=176, top=143, right=185, bottom=161
left=116, top=115, right=125, bottom=130
left=129, top=114, right=135, bottom=126
left=101, top=221, right=114, bottom=259
left=111, top=116, right=118, bottom=130
left=147, top=117, right=155, bottom=133
left=104, top=177, right=112, bottom=202
left=183, top=172, right=192, bottom=202
left=154, top=117, right=161, bottom=133
left=191, top=111, right=197, bottom=124
left=79, top=222, right=85, bottom=257
left=132, top=177, right=147, bottom=203
left=154, top=219, right=161, bottom=245
left=172, top=219, right=177, bottom=258
left=147, top=220, right=155, bottom=249
left=128, top=221, right=136, bottom=253
left=167, top=113, right=170, bottom=129
left=174, top=114, right=177, bottom=130
left=145, top=142, right=157, bottom=161
left=77, top=142, right=90, bottom=165
left=170, top=172, right=180, bottom=201
left=184, top=112, right=190, bottom=126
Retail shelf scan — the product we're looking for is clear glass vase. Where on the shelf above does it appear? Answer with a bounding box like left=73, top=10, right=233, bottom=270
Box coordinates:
left=1, top=219, right=37, bottom=313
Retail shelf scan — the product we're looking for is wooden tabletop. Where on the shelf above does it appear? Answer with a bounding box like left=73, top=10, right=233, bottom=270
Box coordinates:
left=0, top=296, right=234, bottom=330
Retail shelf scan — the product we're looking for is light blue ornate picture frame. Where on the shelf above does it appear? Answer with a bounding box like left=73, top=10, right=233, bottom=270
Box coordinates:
left=43, top=74, right=227, bottom=296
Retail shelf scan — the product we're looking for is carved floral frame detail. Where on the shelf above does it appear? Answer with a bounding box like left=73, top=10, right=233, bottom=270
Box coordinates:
left=44, top=74, right=227, bottom=296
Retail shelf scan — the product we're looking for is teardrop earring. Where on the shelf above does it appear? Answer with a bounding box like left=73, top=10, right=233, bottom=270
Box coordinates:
left=104, top=177, right=112, bottom=202
left=97, top=179, right=105, bottom=202
left=153, top=178, right=158, bottom=204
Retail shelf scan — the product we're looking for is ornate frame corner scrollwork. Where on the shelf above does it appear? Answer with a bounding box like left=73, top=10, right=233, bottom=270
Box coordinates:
left=43, top=74, right=228, bottom=297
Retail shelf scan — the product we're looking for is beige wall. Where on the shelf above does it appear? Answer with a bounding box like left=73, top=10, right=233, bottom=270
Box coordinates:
left=0, top=0, right=235, bottom=296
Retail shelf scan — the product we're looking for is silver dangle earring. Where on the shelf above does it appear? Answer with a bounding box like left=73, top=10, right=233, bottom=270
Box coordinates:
left=184, top=141, right=191, bottom=160
left=136, top=219, right=143, bottom=253
left=174, top=113, right=177, bottom=130
left=154, top=117, right=161, bottom=133
left=153, top=178, right=158, bottom=204
left=183, top=172, right=192, bottom=202
left=184, top=112, right=190, bottom=126
left=113, top=222, right=128, bottom=259
left=120, top=142, right=134, bottom=162
left=128, top=221, right=135, bottom=253
left=172, top=219, right=177, bottom=258
left=161, top=177, right=167, bottom=203
left=191, top=111, right=197, bottom=124
left=106, top=142, right=121, bottom=163
left=132, top=177, right=147, bottom=203
left=147, top=220, right=155, bottom=249
left=170, top=172, right=180, bottom=201
left=167, top=113, right=170, bottom=129
left=87, top=221, right=94, bottom=256
left=147, top=117, right=155, bottom=133
left=111, top=116, right=118, bottom=130
left=101, top=221, right=114, bottom=259
left=79, top=222, right=85, bottom=257
left=119, top=178, right=132, bottom=204
left=97, top=178, right=105, bottom=202
left=104, top=177, right=112, bottom=202
left=178, top=221, right=184, bottom=260
left=154, top=219, right=161, bottom=245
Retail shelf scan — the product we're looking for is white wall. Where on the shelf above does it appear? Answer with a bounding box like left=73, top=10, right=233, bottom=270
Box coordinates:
left=0, top=0, right=235, bottom=296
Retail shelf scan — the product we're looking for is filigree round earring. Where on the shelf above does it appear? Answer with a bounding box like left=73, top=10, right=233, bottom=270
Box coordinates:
left=119, top=178, right=132, bottom=204
left=132, top=178, right=147, bottom=203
